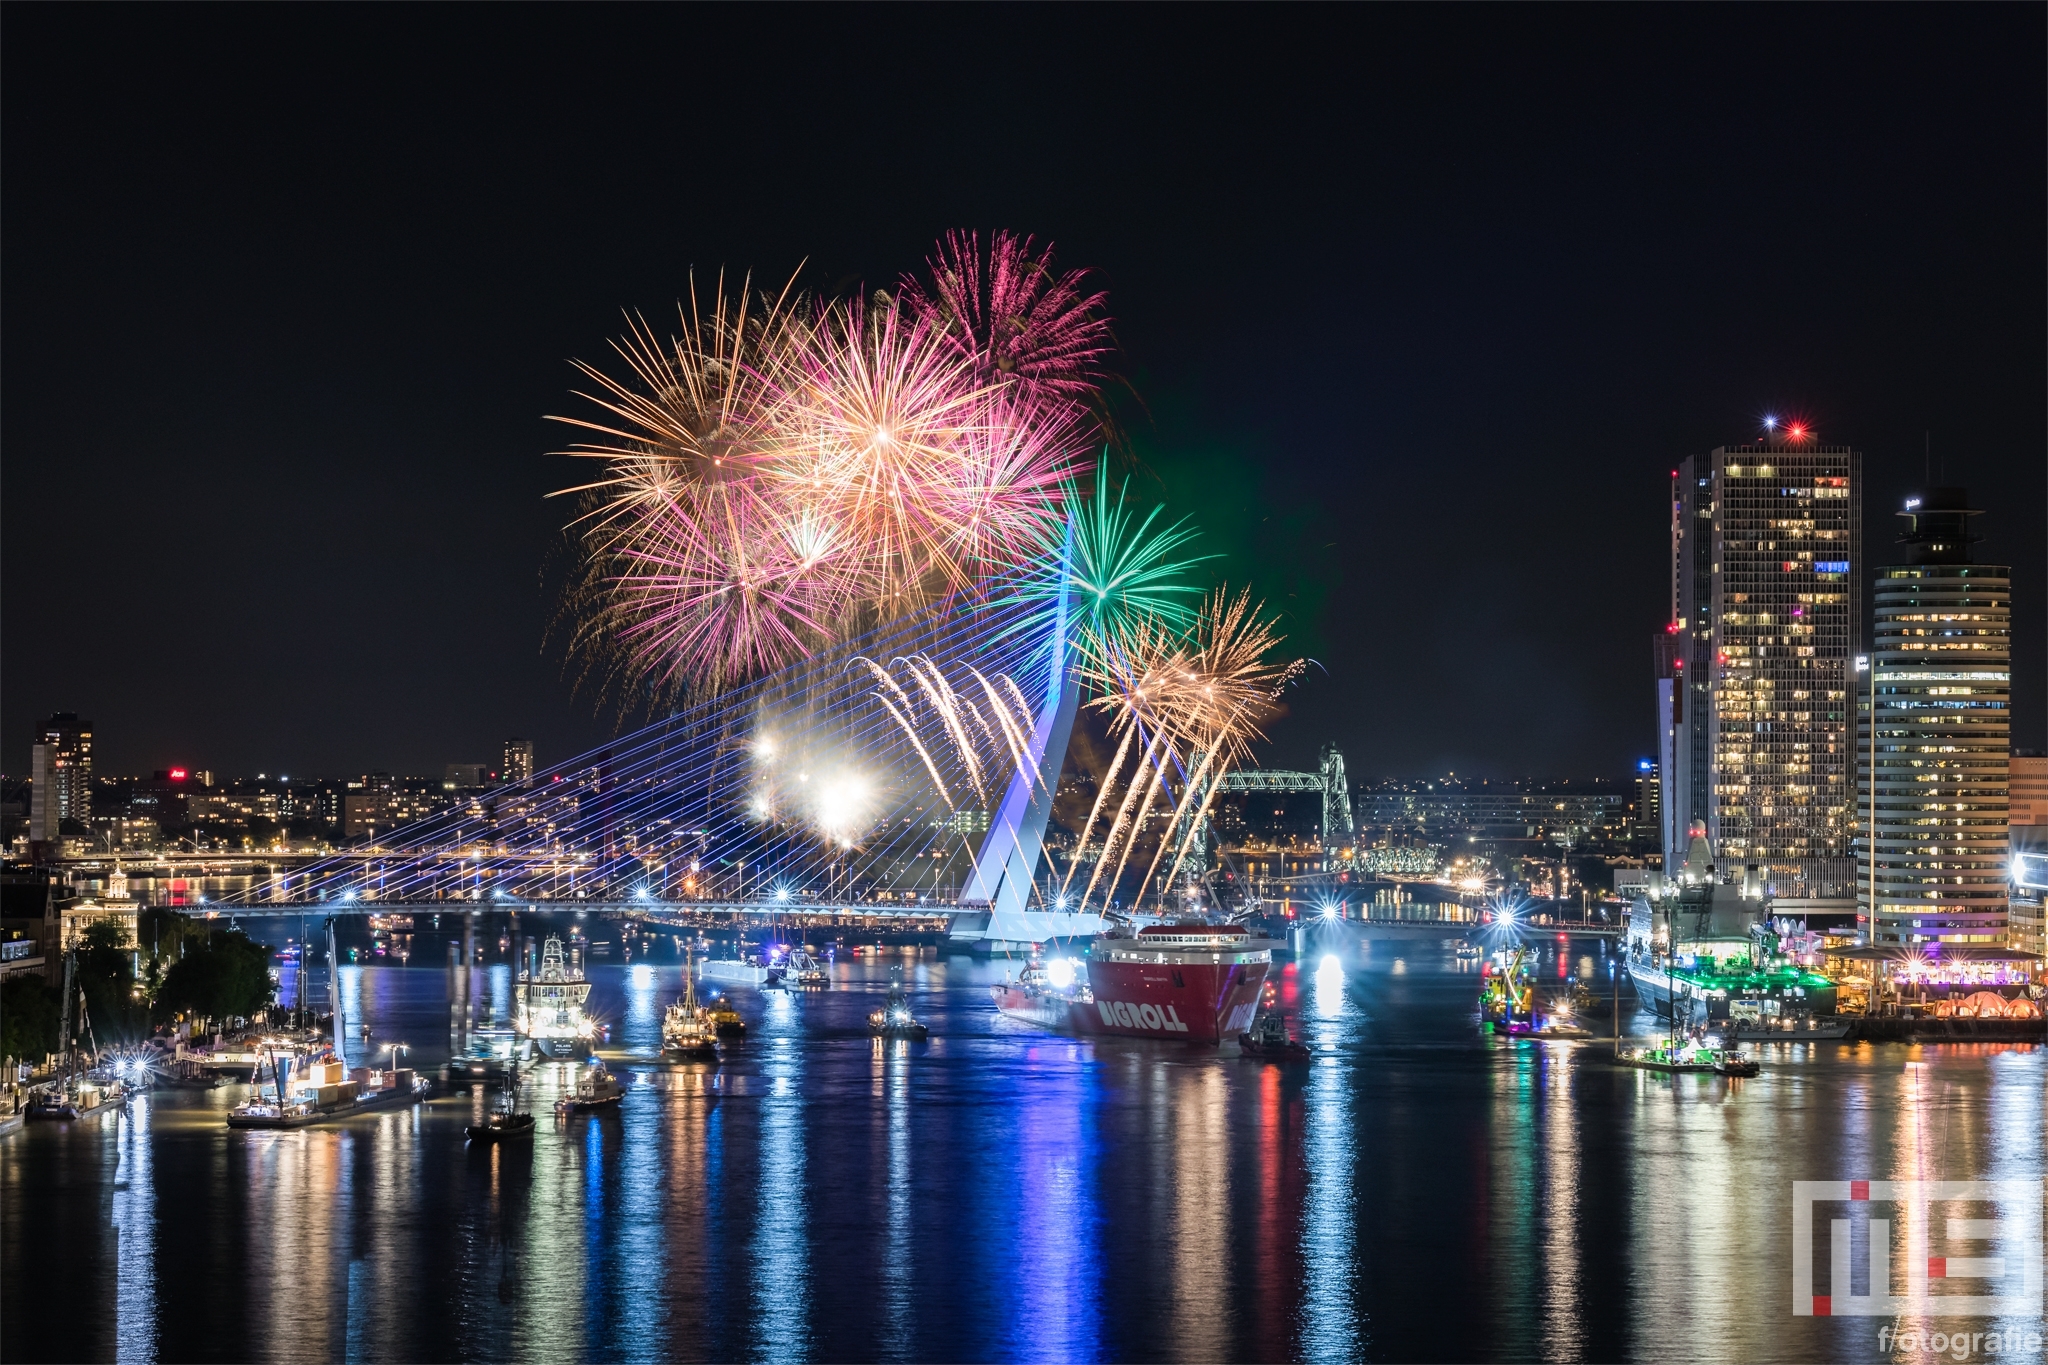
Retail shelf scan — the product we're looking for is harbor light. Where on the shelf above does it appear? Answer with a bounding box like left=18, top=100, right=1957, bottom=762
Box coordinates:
left=629, top=963, right=655, bottom=989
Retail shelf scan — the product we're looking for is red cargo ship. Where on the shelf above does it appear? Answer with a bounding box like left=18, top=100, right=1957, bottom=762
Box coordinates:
left=991, top=923, right=1271, bottom=1044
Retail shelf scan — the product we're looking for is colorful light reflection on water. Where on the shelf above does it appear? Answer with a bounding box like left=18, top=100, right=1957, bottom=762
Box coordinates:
left=3, top=936, right=2043, bottom=1363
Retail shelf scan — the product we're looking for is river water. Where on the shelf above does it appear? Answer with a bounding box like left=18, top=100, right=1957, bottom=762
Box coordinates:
left=3, top=932, right=2042, bottom=1364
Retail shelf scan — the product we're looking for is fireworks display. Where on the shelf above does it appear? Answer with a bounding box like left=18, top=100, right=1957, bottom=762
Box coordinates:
left=226, top=231, right=1304, bottom=914
left=1064, top=587, right=1307, bottom=912
left=552, top=234, right=1103, bottom=704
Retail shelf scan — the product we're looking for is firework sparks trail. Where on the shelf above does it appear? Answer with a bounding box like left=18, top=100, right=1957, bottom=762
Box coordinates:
left=869, top=686, right=954, bottom=812
left=969, top=667, right=1041, bottom=798
left=1059, top=720, right=1135, bottom=900
left=903, top=655, right=987, bottom=804
left=860, top=655, right=1038, bottom=814
left=1098, top=725, right=1180, bottom=913
left=1128, top=588, right=1307, bottom=907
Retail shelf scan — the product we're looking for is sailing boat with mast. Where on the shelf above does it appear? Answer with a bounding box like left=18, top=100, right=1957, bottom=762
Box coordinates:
left=26, top=949, right=129, bottom=1121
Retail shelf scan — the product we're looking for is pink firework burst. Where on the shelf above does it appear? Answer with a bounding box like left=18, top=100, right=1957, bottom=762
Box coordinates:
left=781, top=290, right=993, bottom=603
left=594, top=478, right=856, bottom=696
left=903, top=230, right=1112, bottom=402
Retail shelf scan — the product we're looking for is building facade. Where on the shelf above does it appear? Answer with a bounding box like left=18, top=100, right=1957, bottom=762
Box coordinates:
left=2010, top=751, right=2046, bottom=827
left=503, top=738, right=535, bottom=783
left=1663, top=444, right=1861, bottom=894
left=36, top=712, right=93, bottom=826
left=1859, top=488, right=2010, bottom=946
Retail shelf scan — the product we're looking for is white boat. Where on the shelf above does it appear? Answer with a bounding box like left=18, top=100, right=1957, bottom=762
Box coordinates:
left=517, top=937, right=594, bottom=1059
left=1726, top=1014, right=1852, bottom=1041
left=701, top=948, right=780, bottom=988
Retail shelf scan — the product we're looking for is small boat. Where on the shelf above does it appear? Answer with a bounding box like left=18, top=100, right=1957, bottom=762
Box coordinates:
left=554, top=1061, right=625, bottom=1115
left=158, top=1058, right=226, bottom=1090
left=1527, top=1022, right=1595, bottom=1040
left=787, top=949, right=829, bottom=989
left=466, top=1110, right=536, bottom=1143
left=443, top=1034, right=528, bottom=1085
left=868, top=965, right=929, bottom=1040
left=25, top=1077, right=127, bottom=1121
left=1238, top=1010, right=1312, bottom=1062
left=705, top=993, right=746, bottom=1038
left=662, top=948, right=722, bottom=1062
left=1714, top=1050, right=1762, bottom=1077
left=1611, top=1041, right=1722, bottom=1074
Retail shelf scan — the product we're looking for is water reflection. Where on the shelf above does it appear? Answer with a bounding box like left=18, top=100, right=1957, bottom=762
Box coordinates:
left=876, top=1040, right=914, bottom=1359
left=3, top=950, right=2044, bottom=1365
left=752, top=1039, right=809, bottom=1363
left=1301, top=953, right=1360, bottom=1356
left=1007, top=1041, right=1100, bottom=1361
left=1537, top=1054, right=1581, bottom=1362
left=112, top=1096, right=156, bottom=1365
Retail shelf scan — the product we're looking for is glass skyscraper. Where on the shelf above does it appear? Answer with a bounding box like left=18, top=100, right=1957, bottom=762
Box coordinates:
left=1859, top=488, right=2010, bottom=945
left=1664, top=440, right=1861, bottom=896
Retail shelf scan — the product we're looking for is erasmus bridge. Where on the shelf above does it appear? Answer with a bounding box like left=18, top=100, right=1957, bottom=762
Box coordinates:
left=207, top=586, right=1141, bottom=949
left=201, top=591, right=1353, bottom=949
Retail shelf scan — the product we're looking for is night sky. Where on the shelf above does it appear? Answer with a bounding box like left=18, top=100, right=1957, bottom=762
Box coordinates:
left=5, top=7, right=2042, bottom=783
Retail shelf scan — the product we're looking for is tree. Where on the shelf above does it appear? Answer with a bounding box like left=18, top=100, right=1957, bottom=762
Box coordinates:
left=137, top=906, right=205, bottom=997
left=154, top=928, right=273, bottom=1029
left=1, top=974, right=61, bottom=1066
left=75, top=920, right=149, bottom=1045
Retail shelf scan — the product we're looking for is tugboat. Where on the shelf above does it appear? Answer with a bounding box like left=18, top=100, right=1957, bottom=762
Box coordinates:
left=554, top=1059, right=624, bottom=1115
left=704, top=992, right=746, bottom=1038
left=1714, top=1049, right=1762, bottom=1077
left=787, top=947, right=830, bottom=989
left=1238, top=1011, right=1312, bottom=1063
left=868, top=965, right=929, bottom=1041
left=517, top=936, right=595, bottom=1060
left=662, top=949, right=722, bottom=1062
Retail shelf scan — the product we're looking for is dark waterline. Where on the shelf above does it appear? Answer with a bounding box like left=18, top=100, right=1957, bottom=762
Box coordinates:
left=4, top=938, right=2041, bottom=1364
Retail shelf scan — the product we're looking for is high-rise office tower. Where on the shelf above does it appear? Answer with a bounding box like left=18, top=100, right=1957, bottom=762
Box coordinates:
left=1859, top=488, right=2009, bottom=946
left=1665, top=440, right=1861, bottom=893
left=36, top=712, right=93, bottom=826
left=503, top=738, right=534, bottom=783
left=1667, top=463, right=1718, bottom=875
